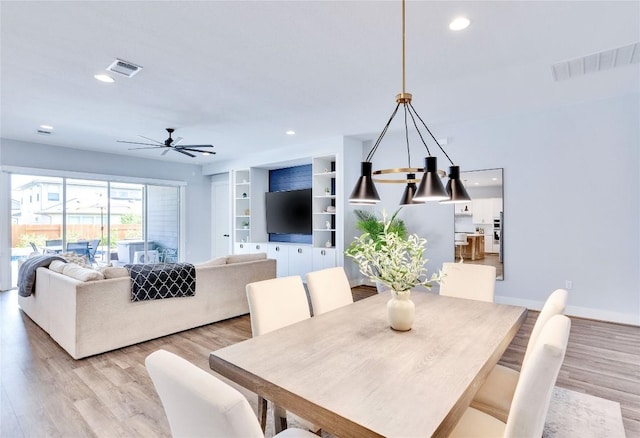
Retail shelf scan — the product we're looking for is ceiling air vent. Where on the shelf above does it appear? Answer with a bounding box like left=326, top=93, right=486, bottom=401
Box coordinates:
left=551, top=42, right=639, bottom=81
left=106, top=59, right=143, bottom=78
left=35, top=129, right=52, bottom=136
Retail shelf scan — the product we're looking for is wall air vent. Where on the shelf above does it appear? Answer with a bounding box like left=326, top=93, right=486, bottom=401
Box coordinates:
left=106, top=59, right=143, bottom=77
left=552, top=42, right=639, bottom=81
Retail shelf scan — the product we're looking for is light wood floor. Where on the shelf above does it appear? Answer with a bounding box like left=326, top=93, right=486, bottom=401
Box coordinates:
left=1, top=286, right=638, bottom=437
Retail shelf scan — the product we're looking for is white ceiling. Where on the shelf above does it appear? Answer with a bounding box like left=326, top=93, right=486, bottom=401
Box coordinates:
left=1, top=1, right=638, bottom=167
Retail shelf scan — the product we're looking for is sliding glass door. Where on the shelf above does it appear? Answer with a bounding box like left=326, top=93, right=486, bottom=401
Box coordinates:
left=8, top=173, right=181, bottom=287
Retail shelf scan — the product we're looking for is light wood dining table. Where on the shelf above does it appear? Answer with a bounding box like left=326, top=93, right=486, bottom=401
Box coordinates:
left=209, top=291, right=527, bottom=438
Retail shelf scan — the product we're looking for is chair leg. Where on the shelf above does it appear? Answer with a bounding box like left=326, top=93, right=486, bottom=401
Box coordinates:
left=258, top=396, right=267, bottom=432
left=274, top=405, right=288, bottom=433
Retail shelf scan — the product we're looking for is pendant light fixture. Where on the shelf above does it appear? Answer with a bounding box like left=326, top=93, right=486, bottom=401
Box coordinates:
left=349, top=0, right=470, bottom=205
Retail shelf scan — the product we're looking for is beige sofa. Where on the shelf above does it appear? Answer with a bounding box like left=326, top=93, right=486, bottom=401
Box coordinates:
left=18, top=254, right=276, bottom=359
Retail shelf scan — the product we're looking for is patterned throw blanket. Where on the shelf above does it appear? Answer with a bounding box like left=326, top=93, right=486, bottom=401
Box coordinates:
left=18, top=254, right=66, bottom=297
left=125, top=263, right=196, bottom=302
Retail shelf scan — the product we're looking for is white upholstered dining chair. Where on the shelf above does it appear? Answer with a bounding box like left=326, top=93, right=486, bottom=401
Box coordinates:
left=145, top=349, right=318, bottom=438
left=306, top=267, right=353, bottom=316
left=448, top=314, right=571, bottom=437
left=246, top=276, right=316, bottom=433
left=439, top=262, right=496, bottom=302
left=471, top=288, right=569, bottom=421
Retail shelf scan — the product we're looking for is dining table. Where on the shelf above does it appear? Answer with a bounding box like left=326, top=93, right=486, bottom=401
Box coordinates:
left=209, top=291, right=527, bottom=438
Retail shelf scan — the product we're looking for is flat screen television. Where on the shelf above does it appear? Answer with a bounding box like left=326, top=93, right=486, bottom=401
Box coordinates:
left=265, top=189, right=312, bottom=235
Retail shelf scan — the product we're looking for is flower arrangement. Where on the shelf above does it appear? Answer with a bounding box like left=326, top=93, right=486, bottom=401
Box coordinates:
left=346, top=211, right=441, bottom=292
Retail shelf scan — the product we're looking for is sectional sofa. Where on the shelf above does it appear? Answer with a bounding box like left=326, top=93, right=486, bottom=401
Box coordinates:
left=18, top=253, right=276, bottom=359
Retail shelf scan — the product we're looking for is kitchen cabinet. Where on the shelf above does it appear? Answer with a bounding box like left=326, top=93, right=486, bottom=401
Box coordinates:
left=472, top=198, right=502, bottom=224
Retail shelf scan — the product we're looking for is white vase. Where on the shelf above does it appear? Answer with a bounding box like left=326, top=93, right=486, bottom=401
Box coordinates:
left=387, top=290, right=415, bottom=331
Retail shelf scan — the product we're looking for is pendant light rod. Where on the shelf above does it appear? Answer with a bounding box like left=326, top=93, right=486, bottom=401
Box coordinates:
left=402, top=0, right=406, bottom=95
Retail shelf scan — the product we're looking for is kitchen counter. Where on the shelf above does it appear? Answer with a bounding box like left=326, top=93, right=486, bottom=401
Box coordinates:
left=456, top=234, right=485, bottom=260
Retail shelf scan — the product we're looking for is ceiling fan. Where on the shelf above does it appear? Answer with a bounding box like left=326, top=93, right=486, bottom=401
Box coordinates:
left=117, top=128, right=216, bottom=157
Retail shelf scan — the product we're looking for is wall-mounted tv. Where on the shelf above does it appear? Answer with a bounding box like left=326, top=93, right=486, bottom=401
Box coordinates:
left=265, top=189, right=312, bottom=235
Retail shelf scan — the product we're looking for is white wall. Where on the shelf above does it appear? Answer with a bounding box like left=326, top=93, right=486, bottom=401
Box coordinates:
left=367, top=94, right=639, bottom=324
left=0, top=139, right=212, bottom=263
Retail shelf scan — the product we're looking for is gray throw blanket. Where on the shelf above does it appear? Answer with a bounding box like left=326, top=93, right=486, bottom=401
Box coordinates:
left=125, top=263, right=196, bottom=302
left=17, top=254, right=66, bottom=297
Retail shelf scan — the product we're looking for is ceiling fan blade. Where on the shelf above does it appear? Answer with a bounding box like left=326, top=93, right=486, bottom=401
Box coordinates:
left=161, top=148, right=170, bottom=156
left=171, top=137, right=184, bottom=146
left=174, top=144, right=214, bottom=149
left=117, top=140, right=158, bottom=146
left=175, top=149, right=196, bottom=158
left=128, top=146, right=166, bottom=151
left=179, top=148, right=217, bottom=154
left=138, top=135, right=164, bottom=145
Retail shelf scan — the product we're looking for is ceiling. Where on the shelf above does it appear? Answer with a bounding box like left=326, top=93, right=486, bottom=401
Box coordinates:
left=1, top=1, right=638, bottom=167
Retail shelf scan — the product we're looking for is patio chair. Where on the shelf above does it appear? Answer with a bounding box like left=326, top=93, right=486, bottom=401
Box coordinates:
left=45, top=239, right=63, bottom=253
left=88, top=239, right=100, bottom=262
left=66, top=241, right=90, bottom=257
left=29, top=242, right=41, bottom=254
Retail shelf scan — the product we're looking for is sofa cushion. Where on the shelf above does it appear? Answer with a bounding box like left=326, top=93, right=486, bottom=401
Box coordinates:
left=100, top=266, right=130, bottom=279
left=63, top=263, right=105, bottom=282
left=226, top=253, right=267, bottom=264
left=196, top=257, right=227, bottom=268
left=49, top=260, right=67, bottom=273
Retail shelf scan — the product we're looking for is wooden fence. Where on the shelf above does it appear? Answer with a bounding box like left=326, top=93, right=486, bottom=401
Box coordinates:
left=11, top=224, right=141, bottom=247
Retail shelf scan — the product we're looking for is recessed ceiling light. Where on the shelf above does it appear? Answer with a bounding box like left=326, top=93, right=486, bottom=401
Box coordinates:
left=94, top=74, right=115, bottom=83
left=492, top=177, right=497, bottom=181
left=474, top=182, right=480, bottom=185
left=449, top=17, right=470, bottom=31
left=202, top=152, right=211, bottom=156
left=40, top=124, right=54, bottom=130
left=286, top=130, right=296, bottom=136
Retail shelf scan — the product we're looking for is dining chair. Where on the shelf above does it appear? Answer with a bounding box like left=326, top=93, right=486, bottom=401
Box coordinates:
left=448, top=314, right=571, bottom=437
left=246, top=276, right=316, bottom=433
left=145, top=349, right=318, bottom=438
left=439, top=262, right=496, bottom=302
left=66, top=241, right=90, bottom=257
left=471, top=288, right=569, bottom=421
left=306, top=267, right=353, bottom=316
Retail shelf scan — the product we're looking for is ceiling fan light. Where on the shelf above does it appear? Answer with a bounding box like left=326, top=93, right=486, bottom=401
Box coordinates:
left=413, top=156, right=448, bottom=201
left=441, top=165, right=472, bottom=204
left=349, top=162, right=381, bottom=204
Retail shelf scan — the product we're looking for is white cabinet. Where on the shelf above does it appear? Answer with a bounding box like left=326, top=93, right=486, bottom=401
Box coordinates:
left=472, top=199, right=493, bottom=224
left=313, top=248, right=336, bottom=271
left=234, top=242, right=251, bottom=254
left=288, top=245, right=313, bottom=278
left=267, top=243, right=290, bottom=278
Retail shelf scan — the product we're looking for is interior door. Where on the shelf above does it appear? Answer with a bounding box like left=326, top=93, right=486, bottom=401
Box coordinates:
left=212, top=179, right=230, bottom=257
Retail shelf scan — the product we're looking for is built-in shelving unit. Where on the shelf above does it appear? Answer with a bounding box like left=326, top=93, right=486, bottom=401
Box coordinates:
left=231, top=154, right=341, bottom=277
left=233, top=170, right=251, bottom=246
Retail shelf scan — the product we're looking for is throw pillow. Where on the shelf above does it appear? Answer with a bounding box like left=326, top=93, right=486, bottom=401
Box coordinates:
left=226, top=252, right=267, bottom=264
left=62, top=263, right=105, bottom=282
left=100, top=266, right=129, bottom=279
left=60, top=252, right=91, bottom=268
left=196, top=257, right=227, bottom=268
left=49, top=260, right=67, bottom=273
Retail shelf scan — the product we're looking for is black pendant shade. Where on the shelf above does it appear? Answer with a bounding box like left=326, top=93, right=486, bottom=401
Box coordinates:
left=440, top=165, right=471, bottom=204
left=399, top=173, right=424, bottom=205
left=413, top=156, right=449, bottom=202
left=349, top=162, right=381, bottom=204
